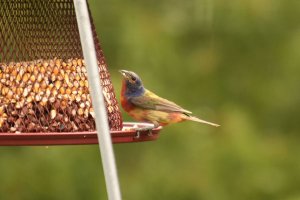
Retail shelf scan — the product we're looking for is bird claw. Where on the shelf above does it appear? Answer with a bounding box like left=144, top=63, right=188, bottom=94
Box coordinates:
left=132, top=126, right=154, bottom=139
left=147, top=129, right=153, bottom=136
left=134, top=131, right=141, bottom=139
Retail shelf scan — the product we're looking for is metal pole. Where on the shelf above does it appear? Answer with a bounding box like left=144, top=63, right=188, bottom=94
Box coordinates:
left=73, top=1, right=122, bottom=199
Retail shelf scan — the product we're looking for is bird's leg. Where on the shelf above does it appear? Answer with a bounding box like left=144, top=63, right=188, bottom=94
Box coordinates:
left=133, top=126, right=152, bottom=139
left=147, top=129, right=153, bottom=136
left=135, top=131, right=141, bottom=139
left=147, top=122, right=159, bottom=136
left=132, top=123, right=156, bottom=138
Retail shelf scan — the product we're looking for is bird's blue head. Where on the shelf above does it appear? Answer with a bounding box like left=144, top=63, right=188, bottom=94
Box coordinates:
left=120, top=70, right=145, bottom=97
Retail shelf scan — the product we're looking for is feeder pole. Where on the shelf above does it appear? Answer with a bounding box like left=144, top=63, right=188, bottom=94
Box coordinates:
left=73, top=1, right=122, bottom=200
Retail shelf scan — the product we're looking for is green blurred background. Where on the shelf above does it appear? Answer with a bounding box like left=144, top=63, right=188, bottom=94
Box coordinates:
left=1, top=0, right=300, bottom=199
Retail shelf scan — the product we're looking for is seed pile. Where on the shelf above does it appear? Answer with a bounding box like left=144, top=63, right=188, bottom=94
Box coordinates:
left=0, top=58, right=109, bottom=133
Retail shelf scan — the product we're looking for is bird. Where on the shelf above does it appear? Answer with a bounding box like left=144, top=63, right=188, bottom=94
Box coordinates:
left=119, top=70, right=220, bottom=134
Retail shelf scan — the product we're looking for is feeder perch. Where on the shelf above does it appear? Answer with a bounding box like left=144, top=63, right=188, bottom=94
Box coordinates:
left=0, top=0, right=161, bottom=146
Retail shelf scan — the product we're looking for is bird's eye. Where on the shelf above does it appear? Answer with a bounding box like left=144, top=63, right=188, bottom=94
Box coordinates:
left=131, top=76, right=136, bottom=81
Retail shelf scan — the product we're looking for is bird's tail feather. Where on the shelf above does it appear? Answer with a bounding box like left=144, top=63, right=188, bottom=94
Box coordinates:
left=187, top=116, right=220, bottom=127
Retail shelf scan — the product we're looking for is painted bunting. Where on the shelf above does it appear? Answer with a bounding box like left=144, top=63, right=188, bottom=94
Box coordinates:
left=120, top=70, right=219, bottom=131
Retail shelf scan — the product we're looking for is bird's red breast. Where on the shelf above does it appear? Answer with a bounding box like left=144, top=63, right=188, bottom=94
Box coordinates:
left=120, top=79, right=135, bottom=112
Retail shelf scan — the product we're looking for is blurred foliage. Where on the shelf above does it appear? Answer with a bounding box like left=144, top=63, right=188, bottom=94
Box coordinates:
left=1, top=0, right=300, bottom=199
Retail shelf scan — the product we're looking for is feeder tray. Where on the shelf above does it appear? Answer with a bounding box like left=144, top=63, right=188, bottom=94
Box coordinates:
left=0, top=0, right=162, bottom=145
left=0, top=123, right=161, bottom=146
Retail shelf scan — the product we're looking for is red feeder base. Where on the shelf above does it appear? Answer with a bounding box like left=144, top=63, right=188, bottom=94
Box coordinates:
left=0, top=122, right=161, bottom=146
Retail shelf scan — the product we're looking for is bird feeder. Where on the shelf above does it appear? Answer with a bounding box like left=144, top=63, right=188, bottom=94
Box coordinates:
left=0, top=0, right=161, bottom=146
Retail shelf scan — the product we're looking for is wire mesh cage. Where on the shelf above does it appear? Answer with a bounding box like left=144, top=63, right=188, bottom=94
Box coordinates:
left=0, top=0, right=161, bottom=145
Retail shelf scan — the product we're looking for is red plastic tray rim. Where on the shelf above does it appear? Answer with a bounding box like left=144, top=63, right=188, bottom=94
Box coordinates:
left=0, top=122, right=162, bottom=146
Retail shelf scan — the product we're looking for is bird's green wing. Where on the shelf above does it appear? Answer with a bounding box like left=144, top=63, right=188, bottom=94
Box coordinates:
left=129, top=89, right=192, bottom=114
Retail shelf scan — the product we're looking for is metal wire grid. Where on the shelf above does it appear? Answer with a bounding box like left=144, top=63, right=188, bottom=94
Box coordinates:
left=0, top=0, right=122, bottom=131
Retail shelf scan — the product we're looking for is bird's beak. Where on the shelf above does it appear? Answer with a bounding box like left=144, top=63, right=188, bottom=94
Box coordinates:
left=119, top=70, right=130, bottom=79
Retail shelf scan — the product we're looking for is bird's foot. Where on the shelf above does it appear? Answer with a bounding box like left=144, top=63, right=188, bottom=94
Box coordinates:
left=147, top=129, right=153, bottom=136
left=132, top=124, right=154, bottom=139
